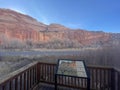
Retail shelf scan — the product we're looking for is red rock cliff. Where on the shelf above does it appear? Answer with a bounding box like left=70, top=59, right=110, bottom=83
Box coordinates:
left=0, top=9, right=111, bottom=46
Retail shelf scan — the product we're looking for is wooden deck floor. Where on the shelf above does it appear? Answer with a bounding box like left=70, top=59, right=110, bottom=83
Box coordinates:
left=34, top=83, right=81, bottom=90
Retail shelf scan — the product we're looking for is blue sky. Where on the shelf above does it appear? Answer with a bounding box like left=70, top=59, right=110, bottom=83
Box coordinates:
left=0, top=0, right=120, bottom=33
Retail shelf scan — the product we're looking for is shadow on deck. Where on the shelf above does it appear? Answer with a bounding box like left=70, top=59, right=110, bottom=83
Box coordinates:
left=34, top=83, right=80, bottom=90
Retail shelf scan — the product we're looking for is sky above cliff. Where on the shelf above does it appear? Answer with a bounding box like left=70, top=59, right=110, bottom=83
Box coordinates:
left=0, top=0, right=120, bottom=33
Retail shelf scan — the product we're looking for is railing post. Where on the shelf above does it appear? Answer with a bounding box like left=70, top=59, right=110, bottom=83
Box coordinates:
left=55, top=74, right=57, bottom=90
left=111, top=68, right=115, bottom=90
left=37, top=63, right=40, bottom=84
left=24, top=72, right=26, bottom=90
left=87, top=78, right=90, bottom=90
left=118, top=71, right=120, bottom=90
left=9, top=80, right=12, bottom=90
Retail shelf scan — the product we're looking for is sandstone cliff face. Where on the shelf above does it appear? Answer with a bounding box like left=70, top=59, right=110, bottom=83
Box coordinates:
left=0, top=8, right=112, bottom=47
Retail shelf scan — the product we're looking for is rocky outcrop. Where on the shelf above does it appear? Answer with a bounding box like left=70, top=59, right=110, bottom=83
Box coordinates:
left=0, top=8, right=114, bottom=47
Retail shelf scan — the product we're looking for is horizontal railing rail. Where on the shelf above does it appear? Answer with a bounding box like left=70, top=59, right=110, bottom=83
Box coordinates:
left=0, top=62, right=120, bottom=90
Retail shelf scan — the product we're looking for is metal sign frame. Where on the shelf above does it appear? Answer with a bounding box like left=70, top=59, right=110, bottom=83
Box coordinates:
left=55, top=59, right=90, bottom=90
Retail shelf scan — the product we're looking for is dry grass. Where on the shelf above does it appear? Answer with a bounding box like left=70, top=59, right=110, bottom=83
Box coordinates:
left=0, top=46, right=120, bottom=77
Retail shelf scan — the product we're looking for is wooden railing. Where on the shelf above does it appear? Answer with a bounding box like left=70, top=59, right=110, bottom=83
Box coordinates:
left=38, top=62, right=56, bottom=84
left=0, top=62, right=120, bottom=90
left=0, top=62, right=38, bottom=90
left=37, top=63, right=120, bottom=90
left=88, top=66, right=113, bottom=90
left=111, top=68, right=120, bottom=90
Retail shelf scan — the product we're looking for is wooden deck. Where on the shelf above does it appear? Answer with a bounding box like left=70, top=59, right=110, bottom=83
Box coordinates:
left=0, top=62, right=120, bottom=90
left=34, top=83, right=81, bottom=90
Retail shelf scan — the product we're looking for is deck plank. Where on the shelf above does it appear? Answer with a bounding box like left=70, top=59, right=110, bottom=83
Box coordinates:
left=34, top=83, right=81, bottom=90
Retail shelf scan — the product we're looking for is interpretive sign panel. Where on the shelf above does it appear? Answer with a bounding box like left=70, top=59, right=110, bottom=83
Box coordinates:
left=57, top=60, right=87, bottom=77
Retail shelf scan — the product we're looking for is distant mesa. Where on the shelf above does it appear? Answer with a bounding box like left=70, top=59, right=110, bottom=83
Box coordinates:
left=0, top=8, right=120, bottom=48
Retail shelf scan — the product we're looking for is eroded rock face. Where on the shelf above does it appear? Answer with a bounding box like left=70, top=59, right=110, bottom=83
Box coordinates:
left=0, top=8, right=112, bottom=46
left=0, top=9, right=48, bottom=42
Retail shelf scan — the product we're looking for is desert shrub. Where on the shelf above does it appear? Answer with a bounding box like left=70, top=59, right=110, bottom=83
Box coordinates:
left=36, top=38, right=82, bottom=49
